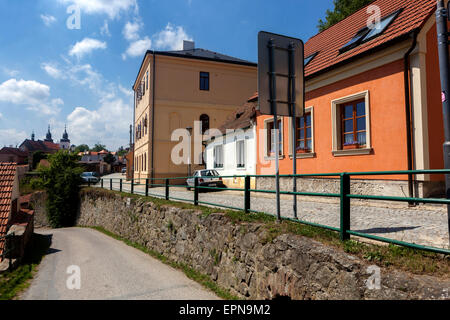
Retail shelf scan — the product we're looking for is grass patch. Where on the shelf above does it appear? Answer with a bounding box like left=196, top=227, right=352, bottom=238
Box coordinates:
left=83, top=188, right=450, bottom=278
left=0, top=233, right=51, bottom=300
left=19, top=176, right=43, bottom=196
left=87, top=226, right=239, bottom=300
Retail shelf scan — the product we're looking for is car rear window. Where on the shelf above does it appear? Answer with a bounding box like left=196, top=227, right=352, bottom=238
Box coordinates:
left=200, top=170, right=218, bottom=176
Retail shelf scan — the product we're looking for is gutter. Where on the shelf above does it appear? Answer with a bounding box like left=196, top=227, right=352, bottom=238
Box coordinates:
left=404, top=31, right=418, bottom=205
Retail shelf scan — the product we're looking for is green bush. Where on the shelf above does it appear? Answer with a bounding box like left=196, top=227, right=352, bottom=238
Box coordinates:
left=36, top=151, right=84, bottom=228
left=32, top=151, right=48, bottom=170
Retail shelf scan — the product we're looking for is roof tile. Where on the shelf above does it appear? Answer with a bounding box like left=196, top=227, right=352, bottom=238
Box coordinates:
left=304, top=0, right=436, bottom=77
left=0, top=163, right=17, bottom=257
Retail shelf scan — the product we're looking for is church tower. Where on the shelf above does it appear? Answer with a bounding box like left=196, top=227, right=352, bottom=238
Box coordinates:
left=59, top=125, right=71, bottom=150
left=44, top=125, right=53, bottom=143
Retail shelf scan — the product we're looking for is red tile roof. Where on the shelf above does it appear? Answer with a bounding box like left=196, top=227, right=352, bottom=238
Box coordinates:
left=19, top=139, right=59, bottom=153
left=0, top=147, right=28, bottom=157
left=0, top=163, right=17, bottom=256
left=304, top=0, right=436, bottom=78
left=43, top=141, right=60, bottom=151
left=216, top=101, right=257, bottom=135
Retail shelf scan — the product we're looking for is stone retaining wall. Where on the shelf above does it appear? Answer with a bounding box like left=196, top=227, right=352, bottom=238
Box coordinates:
left=76, top=189, right=450, bottom=300
left=30, top=191, right=49, bottom=228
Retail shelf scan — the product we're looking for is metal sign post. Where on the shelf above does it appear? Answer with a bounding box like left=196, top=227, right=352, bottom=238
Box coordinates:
left=258, top=31, right=304, bottom=221
left=436, top=0, right=450, bottom=244
left=288, top=43, right=299, bottom=219
left=268, top=40, right=282, bottom=220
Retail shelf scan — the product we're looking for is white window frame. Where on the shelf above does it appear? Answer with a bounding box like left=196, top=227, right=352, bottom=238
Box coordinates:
left=331, top=90, right=372, bottom=156
left=213, top=144, right=224, bottom=169
left=263, top=118, right=284, bottom=160
left=236, top=139, right=246, bottom=169
left=288, top=106, right=315, bottom=159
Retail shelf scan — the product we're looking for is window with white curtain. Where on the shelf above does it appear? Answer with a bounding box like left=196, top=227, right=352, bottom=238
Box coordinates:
left=213, top=145, right=223, bottom=168
left=236, top=140, right=245, bottom=168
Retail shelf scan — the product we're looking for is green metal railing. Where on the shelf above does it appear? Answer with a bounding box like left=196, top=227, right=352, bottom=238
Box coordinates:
left=96, top=169, right=450, bottom=255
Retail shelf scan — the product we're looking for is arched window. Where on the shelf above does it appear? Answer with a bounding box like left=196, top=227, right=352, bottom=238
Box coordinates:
left=200, top=114, right=209, bottom=135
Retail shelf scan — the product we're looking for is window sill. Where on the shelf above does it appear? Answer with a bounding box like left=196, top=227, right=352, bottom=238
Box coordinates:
left=264, top=155, right=285, bottom=161
left=332, top=148, right=372, bottom=157
left=289, top=152, right=316, bottom=159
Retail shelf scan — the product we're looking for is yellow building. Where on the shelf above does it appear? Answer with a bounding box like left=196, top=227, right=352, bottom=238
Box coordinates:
left=132, top=41, right=257, bottom=182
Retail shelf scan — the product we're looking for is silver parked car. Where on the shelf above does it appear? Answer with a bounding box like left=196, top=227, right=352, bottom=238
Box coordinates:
left=81, top=172, right=100, bottom=184
left=186, top=170, right=224, bottom=190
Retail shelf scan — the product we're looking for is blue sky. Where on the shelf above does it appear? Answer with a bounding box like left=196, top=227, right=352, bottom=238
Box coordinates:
left=0, top=0, right=333, bottom=150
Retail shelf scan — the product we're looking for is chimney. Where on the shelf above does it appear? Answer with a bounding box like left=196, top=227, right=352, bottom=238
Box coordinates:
left=183, top=40, right=195, bottom=51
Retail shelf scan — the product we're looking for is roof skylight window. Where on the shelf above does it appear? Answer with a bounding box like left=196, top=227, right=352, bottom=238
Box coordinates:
left=339, top=28, right=370, bottom=53
left=363, top=9, right=402, bottom=42
left=339, top=9, right=402, bottom=54
left=304, top=52, right=318, bottom=67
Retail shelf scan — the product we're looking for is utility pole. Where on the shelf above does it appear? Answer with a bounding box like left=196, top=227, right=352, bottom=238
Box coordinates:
left=436, top=0, right=450, bottom=244
left=129, top=124, right=133, bottom=149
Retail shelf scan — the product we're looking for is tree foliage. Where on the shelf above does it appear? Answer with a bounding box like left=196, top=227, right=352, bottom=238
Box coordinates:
left=103, top=153, right=116, bottom=165
left=91, top=144, right=107, bottom=152
left=36, top=151, right=84, bottom=228
left=318, top=0, right=373, bottom=32
left=116, top=146, right=128, bottom=157
left=73, top=144, right=89, bottom=154
left=32, top=151, right=48, bottom=170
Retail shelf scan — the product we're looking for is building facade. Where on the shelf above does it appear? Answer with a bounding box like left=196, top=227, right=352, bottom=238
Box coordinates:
left=133, top=41, right=257, bottom=182
left=256, top=0, right=444, bottom=197
left=204, top=97, right=257, bottom=188
left=0, top=147, right=28, bottom=164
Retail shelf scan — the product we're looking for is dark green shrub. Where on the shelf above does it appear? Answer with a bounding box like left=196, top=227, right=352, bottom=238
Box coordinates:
left=36, top=151, right=84, bottom=228
left=32, top=151, right=48, bottom=170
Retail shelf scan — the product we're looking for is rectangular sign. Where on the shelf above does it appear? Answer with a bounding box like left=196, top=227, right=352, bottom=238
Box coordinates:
left=257, top=31, right=304, bottom=117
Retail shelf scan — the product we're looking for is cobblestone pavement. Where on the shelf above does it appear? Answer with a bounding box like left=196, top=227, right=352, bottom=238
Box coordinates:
left=95, top=174, right=450, bottom=250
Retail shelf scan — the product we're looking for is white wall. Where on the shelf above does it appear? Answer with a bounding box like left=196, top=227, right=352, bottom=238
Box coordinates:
left=205, top=126, right=256, bottom=176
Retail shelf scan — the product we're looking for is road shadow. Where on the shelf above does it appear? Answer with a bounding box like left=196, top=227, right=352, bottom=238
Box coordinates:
left=22, top=233, right=57, bottom=265
left=353, top=226, right=420, bottom=234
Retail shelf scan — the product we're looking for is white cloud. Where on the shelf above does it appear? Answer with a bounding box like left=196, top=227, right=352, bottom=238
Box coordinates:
left=1, top=67, right=19, bottom=77
left=0, top=112, right=3, bottom=119
left=27, top=99, right=64, bottom=115
left=100, top=20, right=111, bottom=37
left=123, top=21, right=141, bottom=41
left=68, top=64, right=103, bottom=93
left=41, top=63, right=64, bottom=79
left=0, top=79, right=61, bottom=115
left=122, top=37, right=151, bottom=60
left=0, top=128, right=27, bottom=148
left=58, top=0, right=138, bottom=19
left=119, top=84, right=133, bottom=97
left=40, top=14, right=57, bottom=26
left=153, top=23, right=192, bottom=51
left=69, top=38, right=107, bottom=59
left=0, top=79, right=50, bottom=105
left=67, top=98, right=132, bottom=149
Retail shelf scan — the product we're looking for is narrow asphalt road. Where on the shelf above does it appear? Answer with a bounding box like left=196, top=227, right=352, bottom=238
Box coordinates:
left=21, top=228, right=219, bottom=300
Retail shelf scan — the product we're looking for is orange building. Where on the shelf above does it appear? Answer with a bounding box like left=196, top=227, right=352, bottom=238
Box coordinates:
left=257, top=0, right=445, bottom=197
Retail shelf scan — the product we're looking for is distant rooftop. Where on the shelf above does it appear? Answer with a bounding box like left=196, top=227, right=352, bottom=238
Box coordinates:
left=160, top=47, right=256, bottom=66
left=134, top=40, right=256, bottom=89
